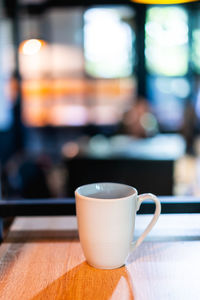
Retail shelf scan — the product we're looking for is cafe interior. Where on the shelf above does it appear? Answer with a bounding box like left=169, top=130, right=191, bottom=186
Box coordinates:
left=1, top=1, right=200, bottom=299
left=0, top=0, right=199, bottom=201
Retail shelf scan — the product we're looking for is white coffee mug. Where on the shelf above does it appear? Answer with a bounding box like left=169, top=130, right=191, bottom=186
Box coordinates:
left=75, top=182, right=161, bottom=269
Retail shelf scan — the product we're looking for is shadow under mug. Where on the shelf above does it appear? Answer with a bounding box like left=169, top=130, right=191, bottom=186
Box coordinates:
left=75, top=182, right=161, bottom=269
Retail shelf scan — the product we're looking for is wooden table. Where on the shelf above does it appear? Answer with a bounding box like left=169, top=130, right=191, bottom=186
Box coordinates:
left=0, top=214, right=200, bottom=300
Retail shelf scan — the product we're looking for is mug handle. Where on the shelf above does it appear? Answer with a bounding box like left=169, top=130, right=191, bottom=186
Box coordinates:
left=130, top=193, right=161, bottom=251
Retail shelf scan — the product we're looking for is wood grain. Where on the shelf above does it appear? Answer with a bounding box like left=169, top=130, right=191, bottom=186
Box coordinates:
left=0, top=215, right=200, bottom=300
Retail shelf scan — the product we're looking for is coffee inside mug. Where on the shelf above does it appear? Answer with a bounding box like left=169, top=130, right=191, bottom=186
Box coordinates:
left=76, top=182, right=136, bottom=199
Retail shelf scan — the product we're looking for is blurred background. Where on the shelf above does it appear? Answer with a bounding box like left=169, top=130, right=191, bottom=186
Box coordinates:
left=0, top=0, right=200, bottom=199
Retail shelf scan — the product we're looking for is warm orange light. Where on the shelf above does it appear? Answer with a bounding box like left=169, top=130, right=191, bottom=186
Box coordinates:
left=19, top=39, right=46, bottom=55
left=132, top=0, right=198, bottom=3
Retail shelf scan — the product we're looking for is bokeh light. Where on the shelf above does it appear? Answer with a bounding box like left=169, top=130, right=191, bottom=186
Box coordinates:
left=19, top=39, right=46, bottom=56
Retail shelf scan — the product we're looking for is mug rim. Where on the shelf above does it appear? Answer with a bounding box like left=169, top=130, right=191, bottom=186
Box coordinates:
left=75, top=182, right=137, bottom=201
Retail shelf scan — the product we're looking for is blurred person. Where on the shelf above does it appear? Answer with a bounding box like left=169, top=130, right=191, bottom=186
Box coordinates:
left=120, top=96, right=158, bottom=138
left=2, top=152, right=52, bottom=199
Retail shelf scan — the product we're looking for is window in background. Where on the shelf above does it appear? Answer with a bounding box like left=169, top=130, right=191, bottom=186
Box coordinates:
left=84, top=7, right=134, bottom=78
left=192, top=11, right=200, bottom=121
left=19, top=6, right=136, bottom=129
left=145, top=6, right=190, bottom=131
left=191, top=29, right=200, bottom=73
left=145, top=6, right=188, bottom=76
left=19, top=8, right=86, bottom=128
left=83, top=6, right=136, bottom=126
left=147, top=76, right=190, bottom=130
left=0, top=17, right=15, bottom=130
